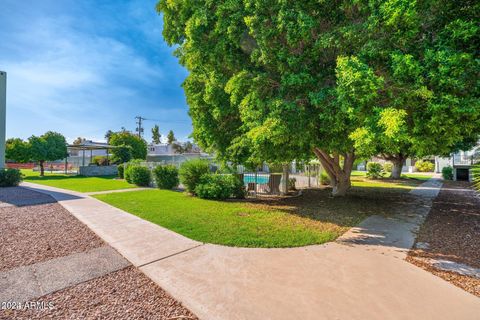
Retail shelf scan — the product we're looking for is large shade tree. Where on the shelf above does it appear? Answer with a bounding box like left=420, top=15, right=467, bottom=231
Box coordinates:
left=158, top=0, right=480, bottom=195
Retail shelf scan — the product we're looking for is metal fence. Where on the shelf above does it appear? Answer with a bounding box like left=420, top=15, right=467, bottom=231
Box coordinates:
left=126, top=161, right=324, bottom=196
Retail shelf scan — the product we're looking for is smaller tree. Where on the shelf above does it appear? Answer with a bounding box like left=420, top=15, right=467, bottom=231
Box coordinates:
left=6, top=138, right=30, bottom=163
left=109, top=131, right=147, bottom=160
left=110, top=145, right=132, bottom=164
left=28, top=131, right=68, bottom=176
left=105, top=130, right=114, bottom=143
left=152, top=125, right=161, bottom=144
left=167, top=130, right=176, bottom=144
left=72, top=137, right=86, bottom=145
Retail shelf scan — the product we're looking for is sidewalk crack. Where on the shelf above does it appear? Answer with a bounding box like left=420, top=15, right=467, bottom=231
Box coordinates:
left=137, top=244, right=204, bottom=268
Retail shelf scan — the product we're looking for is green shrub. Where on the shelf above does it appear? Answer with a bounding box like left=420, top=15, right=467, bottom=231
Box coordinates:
left=441, top=166, right=453, bottom=180
left=288, top=177, right=296, bottom=190
left=117, top=164, right=125, bottom=179
left=153, top=165, right=179, bottom=189
left=124, top=159, right=144, bottom=183
left=128, top=166, right=151, bottom=186
left=179, top=159, right=210, bottom=194
left=93, top=156, right=109, bottom=166
left=0, top=168, right=22, bottom=187
left=195, top=174, right=245, bottom=200
left=320, top=171, right=330, bottom=185
left=366, top=162, right=384, bottom=179
left=473, top=165, right=480, bottom=192
left=415, top=160, right=434, bottom=172
left=383, top=162, right=393, bottom=173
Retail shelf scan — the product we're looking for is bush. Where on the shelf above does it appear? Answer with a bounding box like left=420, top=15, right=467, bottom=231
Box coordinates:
left=93, top=156, right=109, bottom=166
left=153, top=165, right=179, bottom=189
left=0, top=168, right=22, bottom=187
left=124, top=159, right=144, bottom=183
left=128, top=166, right=151, bottom=186
left=473, top=165, right=480, bottom=192
left=383, top=162, right=393, bottom=173
left=288, top=177, right=296, bottom=191
left=366, top=162, right=384, bottom=179
left=415, top=160, right=435, bottom=172
left=179, top=159, right=210, bottom=194
left=231, top=174, right=246, bottom=199
left=320, top=171, right=330, bottom=185
left=117, top=164, right=125, bottom=179
left=195, top=174, right=245, bottom=200
left=442, top=166, right=453, bottom=180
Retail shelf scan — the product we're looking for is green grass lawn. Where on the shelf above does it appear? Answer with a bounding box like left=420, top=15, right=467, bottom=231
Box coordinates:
left=95, top=189, right=342, bottom=247
left=21, top=169, right=136, bottom=193
left=93, top=175, right=419, bottom=248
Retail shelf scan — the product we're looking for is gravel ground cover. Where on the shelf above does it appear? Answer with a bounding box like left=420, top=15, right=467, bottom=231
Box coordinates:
left=2, top=266, right=198, bottom=320
left=407, top=180, right=480, bottom=297
left=0, top=187, right=197, bottom=319
left=0, top=188, right=104, bottom=271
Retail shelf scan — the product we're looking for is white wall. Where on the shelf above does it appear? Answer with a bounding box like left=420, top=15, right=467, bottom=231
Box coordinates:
left=0, top=71, right=6, bottom=169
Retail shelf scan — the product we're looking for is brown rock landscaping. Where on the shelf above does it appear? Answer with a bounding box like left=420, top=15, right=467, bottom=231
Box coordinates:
left=407, top=180, right=480, bottom=297
left=0, top=187, right=196, bottom=319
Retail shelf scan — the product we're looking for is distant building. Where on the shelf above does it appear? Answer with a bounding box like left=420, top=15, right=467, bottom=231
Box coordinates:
left=435, top=143, right=479, bottom=182
left=146, top=142, right=212, bottom=164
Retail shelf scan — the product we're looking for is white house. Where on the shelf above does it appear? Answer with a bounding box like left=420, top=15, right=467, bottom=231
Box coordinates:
left=435, top=143, right=479, bottom=181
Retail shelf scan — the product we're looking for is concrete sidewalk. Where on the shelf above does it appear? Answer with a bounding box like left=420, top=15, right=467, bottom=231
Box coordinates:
left=22, top=179, right=480, bottom=320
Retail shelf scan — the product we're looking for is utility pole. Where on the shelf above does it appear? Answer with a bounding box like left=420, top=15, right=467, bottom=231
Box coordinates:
left=0, top=71, right=6, bottom=169
left=135, top=116, right=146, bottom=138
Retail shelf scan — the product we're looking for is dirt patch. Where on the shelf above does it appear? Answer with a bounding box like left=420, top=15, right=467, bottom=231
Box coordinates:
left=1, top=266, right=197, bottom=320
left=407, top=180, right=480, bottom=297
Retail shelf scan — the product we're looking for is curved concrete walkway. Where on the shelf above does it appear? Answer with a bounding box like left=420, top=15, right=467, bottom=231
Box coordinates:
left=21, top=179, right=480, bottom=320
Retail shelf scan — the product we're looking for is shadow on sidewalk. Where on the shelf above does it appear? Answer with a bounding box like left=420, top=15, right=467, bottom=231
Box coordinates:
left=0, top=186, right=83, bottom=207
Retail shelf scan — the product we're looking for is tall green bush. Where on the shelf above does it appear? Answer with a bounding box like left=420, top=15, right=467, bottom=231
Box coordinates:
left=415, top=160, right=435, bottom=172
left=0, top=168, right=22, bottom=187
left=124, top=159, right=144, bottom=183
left=128, top=166, right=151, bottom=186
left=320, top=171, right=330, bottom=185
left=195, top=174, right=245, bottom=200
left=472, top=165, right=479, bottom=192
left=153, top=165, right=179, bottom=189
left=366, top=162, right=384, bottom=179
left=179, top=159, right=210, bottom=194
left=117, top=164, right=125, bottom=179
left=441, top=166, right=453, bottom=180
left=383, top=162, right=393, bottom=173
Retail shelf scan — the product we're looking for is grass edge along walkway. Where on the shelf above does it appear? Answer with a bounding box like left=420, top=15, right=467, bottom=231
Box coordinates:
left=21, top=169, right=136, bottom=193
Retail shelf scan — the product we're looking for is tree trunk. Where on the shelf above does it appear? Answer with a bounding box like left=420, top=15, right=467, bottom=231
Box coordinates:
left=281, top=164, right=289, bottom=195
left=313, top=148, right=355, bottom=197
left=39, top=160, right=45, bottom=176
left=391, top=157, right=404, bottom=179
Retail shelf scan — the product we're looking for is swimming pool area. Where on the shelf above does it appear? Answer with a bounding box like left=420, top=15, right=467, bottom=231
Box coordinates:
left=243, top=174, right=270, bottom=184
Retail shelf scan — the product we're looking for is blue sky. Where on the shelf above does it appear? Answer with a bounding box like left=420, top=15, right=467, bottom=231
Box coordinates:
left=0, top=0, right=191, bottom=143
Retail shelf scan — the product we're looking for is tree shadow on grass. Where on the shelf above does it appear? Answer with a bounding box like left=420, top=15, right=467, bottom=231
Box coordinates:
left=239, top=185, right=419, bottom=229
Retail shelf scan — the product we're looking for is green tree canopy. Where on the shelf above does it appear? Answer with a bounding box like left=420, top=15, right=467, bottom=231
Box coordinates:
left=28, top=131, right=68, bottom=176
left=152, top=125, right=161, bottom=144
left=167, top=130, right=176, bottom=144
left=6, top=138, right=30, bottom=163
left=109, top=130, right=147, bottom=160
left=158, top=0, right=480, bottom=195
